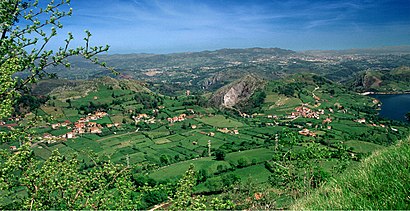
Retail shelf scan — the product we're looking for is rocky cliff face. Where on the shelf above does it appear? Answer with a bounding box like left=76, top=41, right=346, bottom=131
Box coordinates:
left=209, top=75, right=264, bottom=108
left=202, top=72, right=225, bottom=89
left=349, top=71, right=382, bottom=91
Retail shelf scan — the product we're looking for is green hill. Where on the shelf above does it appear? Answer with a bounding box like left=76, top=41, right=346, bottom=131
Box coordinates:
left=348, top=66, right=410, bottom=92
left=291, top=136, right=410, bottom=210
left=31, top=76, right=149, bottom=101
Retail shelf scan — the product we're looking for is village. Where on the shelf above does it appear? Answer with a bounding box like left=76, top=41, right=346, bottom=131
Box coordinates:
left=3, top=99, right=400, bottom=149
left=39, top=111, right=121, bottom=143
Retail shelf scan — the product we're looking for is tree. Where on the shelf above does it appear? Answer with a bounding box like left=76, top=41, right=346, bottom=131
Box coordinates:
left=278, top=84, right=295, bottom=97
left=221, top=173, right=241, bottom=188
left=214, top=149, right=226, bottom=160
left=159, top=154, right=170, bottom=166
left=1, top=147, right=136, bottom=209
left=66, top=98, right=72, bottom=108
left=170, top=164, right=206, bottom=210
left=406, top=112, right=410, bottom=122
left=181, top=122, right=187, bottom=129
left=142, top=188, right=168, bottom=208
left=197, top=169, right=208, bottom=183
left=170, top=165, right=234, bottom=210
left=237, top=157, right=249, bottom=168
left=0, top=1, right=139, bottom=209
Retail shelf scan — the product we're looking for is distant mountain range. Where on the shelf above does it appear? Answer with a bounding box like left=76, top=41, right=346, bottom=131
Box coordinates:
left=38, top=46, right=410, bottom=94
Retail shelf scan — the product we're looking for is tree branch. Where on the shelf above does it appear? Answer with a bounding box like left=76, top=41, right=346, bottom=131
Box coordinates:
left=1, top=0, right=20, bottom=41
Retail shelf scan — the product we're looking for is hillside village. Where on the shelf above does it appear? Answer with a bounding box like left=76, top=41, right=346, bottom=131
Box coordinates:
left=40, top=111, right=119, bottom=143
left=7, top=96, right=398, bottom=148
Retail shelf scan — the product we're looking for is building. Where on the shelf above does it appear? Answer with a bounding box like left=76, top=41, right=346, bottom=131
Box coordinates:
left=298, top=128, right=316, bottom=137
left=89, top=127, right=102, bottom=134
left=322, top=118, right=332, bottom=124
left=51, top=123, right=60, bottom=129
left=138, top=114, right=149, bottom=119
left=218, top=128, right=229, bottom=133
left=87, top=122, right=97, bottom=127
left=355, top=118, right=366, bottom=124
left=65, top=132, right=75, bottom=139
left=61, top=120, right=71, bottom=127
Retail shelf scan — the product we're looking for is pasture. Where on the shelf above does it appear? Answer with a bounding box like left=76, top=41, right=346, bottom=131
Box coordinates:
left=196, top=115, right=244, bottom=128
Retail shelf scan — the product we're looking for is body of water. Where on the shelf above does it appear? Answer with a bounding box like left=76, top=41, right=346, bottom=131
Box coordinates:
left=370, top=94, right=410, bottom=121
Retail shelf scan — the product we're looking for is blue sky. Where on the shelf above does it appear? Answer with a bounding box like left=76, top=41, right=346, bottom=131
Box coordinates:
left=50, top=0, right=410, bottom=53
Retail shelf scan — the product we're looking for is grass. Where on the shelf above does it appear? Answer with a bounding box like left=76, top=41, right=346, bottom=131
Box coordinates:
left=291, top=137, right=410, bottom=210
left=225, top=148, right=274, bottom=164
left=230, top=164, right=272, bottom=183
left=195, top=164, right=272, bottom=193
left=94, top=116, right=113, bottom=124
left=66, top=137, right=104, bottom=152
left=196, top=115, right=244, bottom=128
left=33, top=146, right=52, bottom=160
left=154, top=138, right=171, bottom=144
left=49, top=128, right=71, bottom=136
left=344, top=140, right=385, bottom=154
left=149, top=157, right=230, bottom=180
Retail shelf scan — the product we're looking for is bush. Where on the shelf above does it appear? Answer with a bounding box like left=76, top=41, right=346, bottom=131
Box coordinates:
left=237, top=157, right=249, bottom=168
left=214, top=149, right=226, bottom=161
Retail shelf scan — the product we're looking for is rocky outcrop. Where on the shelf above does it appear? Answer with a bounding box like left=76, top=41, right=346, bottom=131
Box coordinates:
left=209, top=75, right=264, bottom=108
left=203, top=73, right=225, bottom=89
left=349, top=71, right=383, bottom=91
left=363, top=74, right=382, bottom=89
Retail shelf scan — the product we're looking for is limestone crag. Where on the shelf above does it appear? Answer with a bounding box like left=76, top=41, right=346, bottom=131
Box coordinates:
left=209, top=75, right=264, bottom=108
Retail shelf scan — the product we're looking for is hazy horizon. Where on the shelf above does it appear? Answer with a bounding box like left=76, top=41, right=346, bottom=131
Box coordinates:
left=93, top=45, right=409, bottom=55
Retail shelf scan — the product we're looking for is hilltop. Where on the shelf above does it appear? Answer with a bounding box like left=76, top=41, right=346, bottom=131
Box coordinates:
left=209, top=75, right=265, bottom=108
left=292, top=136, right=410, bottom=210
left=31, top=77, right=149, bottom=100
left=347, top=66, right=410, bottom=92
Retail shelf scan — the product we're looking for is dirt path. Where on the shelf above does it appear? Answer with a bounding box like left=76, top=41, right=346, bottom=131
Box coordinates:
left=149, top=202, right=171, bottom=211
left=96, top=130, right=140, bottom=142
left=312, top=86, right=320, bottom=98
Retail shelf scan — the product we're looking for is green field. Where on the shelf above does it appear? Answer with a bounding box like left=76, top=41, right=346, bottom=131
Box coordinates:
left=345, top=140, right=385, bottom=153
left=225, top=148, right=274, bottom=164
left=196, top=115, right=244, bottom=128
left=149, top=157, right=231, bottom=180
left=228, top=164, right=271, bottom=183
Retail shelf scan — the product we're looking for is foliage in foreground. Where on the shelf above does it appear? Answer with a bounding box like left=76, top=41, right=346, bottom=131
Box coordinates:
left=0, top=146, right=137, bottom=209
left=291, top=136, right=410, bottom=210
left=0, top=1, right=127, bottom=209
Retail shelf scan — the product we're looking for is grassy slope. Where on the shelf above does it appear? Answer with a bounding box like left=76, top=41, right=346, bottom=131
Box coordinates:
left=291, top=137, right=410, bottom=210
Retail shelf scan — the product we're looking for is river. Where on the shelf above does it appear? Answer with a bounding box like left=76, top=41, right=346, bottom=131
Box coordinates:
left=370, top=94, right=410, bottom=121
